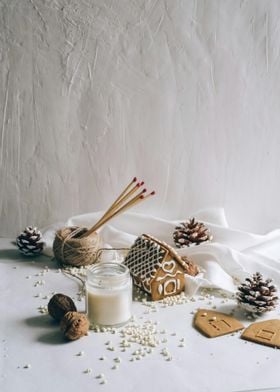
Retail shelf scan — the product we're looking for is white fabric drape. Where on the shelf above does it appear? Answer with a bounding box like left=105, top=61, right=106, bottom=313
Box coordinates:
left=42, top=208, right=280, bottom=296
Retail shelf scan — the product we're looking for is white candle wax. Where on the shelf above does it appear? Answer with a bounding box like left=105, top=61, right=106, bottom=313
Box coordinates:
left=86, top=262, right=132, bottom=327
left=87, top=286, right=132, bottom=326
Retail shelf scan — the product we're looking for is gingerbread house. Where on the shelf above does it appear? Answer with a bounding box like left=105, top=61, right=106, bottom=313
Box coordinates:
left=123, top=234, right=198, bottom=301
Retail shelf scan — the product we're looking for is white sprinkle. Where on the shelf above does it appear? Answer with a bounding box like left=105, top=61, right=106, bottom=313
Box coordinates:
left=76, top=351, right=84, bottom=356
left=96, top=373, right=104, bottom=379
left=112, top=365, right=118, bottom=370
left=99, top=356, right=106, bottom=360
left=114, top=357, right=121, bottom=363
left=100, top=380, right=107, bottom=385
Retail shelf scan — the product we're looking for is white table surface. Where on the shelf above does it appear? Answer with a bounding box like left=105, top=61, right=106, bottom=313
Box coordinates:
left=1, top=238, right=280, bottom=392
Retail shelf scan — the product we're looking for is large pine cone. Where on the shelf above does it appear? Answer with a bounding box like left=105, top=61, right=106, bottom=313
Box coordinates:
left=16, top=226, right=44, bottom=256
left=237, top=272, right=278, bottom=315
left=173, top=218, right=213, bottom=248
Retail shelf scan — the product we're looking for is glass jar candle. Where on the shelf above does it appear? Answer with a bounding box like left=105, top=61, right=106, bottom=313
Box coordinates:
left=86, top=262, right=132, bottom=327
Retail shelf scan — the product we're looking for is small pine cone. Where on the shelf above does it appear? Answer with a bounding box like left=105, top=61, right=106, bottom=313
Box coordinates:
left=237, top=272, right=278, bottom=315
left=16, top=226, right=44, bottom=256
left=173, top=218, right=213, bottom=248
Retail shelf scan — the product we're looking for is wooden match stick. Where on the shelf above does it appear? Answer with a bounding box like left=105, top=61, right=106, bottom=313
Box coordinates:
left=93, top=182, right=142, bottom=231
left=90, top=189, right=149, bottom=233
left=81, top=178, right=144, bottom=238
left=112, top=177, right=138, bottom=207
left=112, top=181, right=144, bottom=211
left=91, top=189, right=147, bottom=233
left=80, top=178, right=155, bottom=238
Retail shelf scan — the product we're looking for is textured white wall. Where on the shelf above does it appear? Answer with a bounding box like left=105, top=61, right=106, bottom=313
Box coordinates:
left=1, top=0, right=280, bottom=237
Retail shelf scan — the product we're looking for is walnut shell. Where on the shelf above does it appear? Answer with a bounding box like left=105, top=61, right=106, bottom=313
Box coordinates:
left=60, top=311, right=89, bottom=341
left=48, top=293, right=77, bottom=321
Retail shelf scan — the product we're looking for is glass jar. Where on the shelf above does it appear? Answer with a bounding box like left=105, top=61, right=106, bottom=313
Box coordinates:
left=86, top=262, right=132, bottom=327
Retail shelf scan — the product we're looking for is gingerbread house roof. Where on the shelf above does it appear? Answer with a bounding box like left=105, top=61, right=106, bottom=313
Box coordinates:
left=124, top=234, right=192, bottom=282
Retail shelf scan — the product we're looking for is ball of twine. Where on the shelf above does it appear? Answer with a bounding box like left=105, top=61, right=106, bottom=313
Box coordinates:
left=53, top=226, right=101, bottom=267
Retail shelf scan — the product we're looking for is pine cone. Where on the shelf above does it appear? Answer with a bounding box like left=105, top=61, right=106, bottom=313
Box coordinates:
left=237, top=272, right=278, bottom=315
left=16, top=226, right=44, bottom=256
left=173, top=218, right=213, bottom=248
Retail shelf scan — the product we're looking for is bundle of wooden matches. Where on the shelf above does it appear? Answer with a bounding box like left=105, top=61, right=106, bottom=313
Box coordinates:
left=52, top=178, right=155, bottom=267
left=81, top=177, right=155, bottom=238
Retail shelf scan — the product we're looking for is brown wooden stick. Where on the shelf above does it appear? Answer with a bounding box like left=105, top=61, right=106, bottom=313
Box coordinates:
left=91, top=190, right=147, bottom=233
left=111, top=181, right=144, bottom=211
left=92, top=182, right=141, bottom=231
left=80, top=178, right=139, bottom=238
left=111, top=177, right=138, bottom=208
left=88, top=190, right=146, bottom=234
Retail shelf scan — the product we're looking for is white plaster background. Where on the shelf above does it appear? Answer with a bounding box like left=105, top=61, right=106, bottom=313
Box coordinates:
left=1, top=0, right=280, bottom=237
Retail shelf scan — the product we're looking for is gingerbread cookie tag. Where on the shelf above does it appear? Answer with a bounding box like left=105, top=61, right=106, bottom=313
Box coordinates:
left=194, top=309, right=244, bottom=338
left=241, top=319, right=280, bottom=348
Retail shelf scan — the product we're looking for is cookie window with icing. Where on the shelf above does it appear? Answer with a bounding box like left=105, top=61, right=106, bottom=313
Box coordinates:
left=123, top=234, right=199, bottom=301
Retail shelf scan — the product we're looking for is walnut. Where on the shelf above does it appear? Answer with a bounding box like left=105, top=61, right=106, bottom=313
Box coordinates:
left=48, top=293, right=77, bottom=321
left=60, top=311, right=89, bottom=341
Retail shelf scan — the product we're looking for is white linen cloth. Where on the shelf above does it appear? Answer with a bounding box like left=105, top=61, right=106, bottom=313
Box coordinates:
left=42, top=208, right=280, bottom=296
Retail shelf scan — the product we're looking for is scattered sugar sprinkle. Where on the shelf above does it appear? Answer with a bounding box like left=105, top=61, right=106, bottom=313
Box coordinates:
left=84, top=368, right=92, bottom=374
left=37, top=305, right=48, bottom=314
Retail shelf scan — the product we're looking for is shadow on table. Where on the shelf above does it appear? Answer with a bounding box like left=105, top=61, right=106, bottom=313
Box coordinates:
left=38, top=330, right=67, bottom=345
left=0, top=247, right=59, bottom=270
left=25, top=315, right=67, bottom=345
left=25, top=314, right=56, bottom=328
left=0, top=248, right=23, bottom=260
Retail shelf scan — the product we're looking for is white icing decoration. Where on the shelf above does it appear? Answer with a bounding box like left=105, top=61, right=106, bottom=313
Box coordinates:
left=156, top=270, right=183, bottom=282
left=158, top=284, right=163, bottom=295
left=177, top=279, right=180, bottom=290
left=163, top=279, right=177, bottom=295
left=162, top=260, right=175, bottom=273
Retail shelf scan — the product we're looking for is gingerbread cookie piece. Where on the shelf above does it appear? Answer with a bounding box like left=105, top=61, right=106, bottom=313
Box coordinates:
left=241, top=319, right=280, bottom=348
left=194, top=309, right=244, bottom=338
